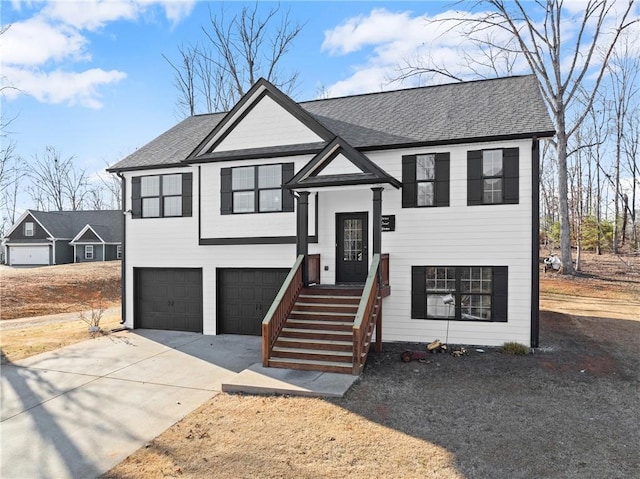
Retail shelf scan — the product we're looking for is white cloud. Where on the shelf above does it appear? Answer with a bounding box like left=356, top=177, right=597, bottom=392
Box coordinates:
left=320, top=4, right=640, bottom=98
left=2, top=16, right=88, bottom=65
left=3, top=65, right=127, bottom=108
left=0, top=0, right=195, bottom=108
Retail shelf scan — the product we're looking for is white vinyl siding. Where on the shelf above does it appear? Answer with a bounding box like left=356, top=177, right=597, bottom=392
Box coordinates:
left=123, top=138, right=533, bottom=346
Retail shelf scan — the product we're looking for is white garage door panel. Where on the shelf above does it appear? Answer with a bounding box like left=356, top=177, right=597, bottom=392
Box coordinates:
left=10, top=246, right=49, bottom=265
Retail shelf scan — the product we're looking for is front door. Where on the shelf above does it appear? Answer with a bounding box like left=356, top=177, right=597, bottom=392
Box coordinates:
left=336, top=212, right=368, bottom=283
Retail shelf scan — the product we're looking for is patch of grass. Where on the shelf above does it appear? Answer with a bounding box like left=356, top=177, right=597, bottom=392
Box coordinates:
left=0, top=312, right=122, bottom=364
left=499, top=341, right=530, bottom=355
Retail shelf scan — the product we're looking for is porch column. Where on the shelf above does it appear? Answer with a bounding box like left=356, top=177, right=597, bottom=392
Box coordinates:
left=296, top=191, right=310, bottom=286
left=372, top=187, right=383, bottom=256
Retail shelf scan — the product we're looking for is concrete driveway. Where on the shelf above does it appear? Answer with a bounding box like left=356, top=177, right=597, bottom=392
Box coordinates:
left=1, top=330, right=262, bottom=479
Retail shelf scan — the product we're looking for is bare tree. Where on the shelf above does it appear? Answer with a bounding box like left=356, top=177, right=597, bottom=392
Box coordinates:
left=99, top=166, right=123, bottom=209
left=28, top=146, right=88, bottom=211
left=395, top=0, right=637, bottom=274
left=607, top=31, right=640, bottom=251
left=165, top=2, right=304, bottom=116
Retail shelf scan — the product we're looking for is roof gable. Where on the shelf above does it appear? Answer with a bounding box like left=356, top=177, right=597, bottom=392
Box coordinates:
left=71, top=225, right=104, bottom=243
left=189, top=78, right=335, bottom=161
left=286, top=137, right=401, bottom=190
left=3, top=210, right=54, bottom=240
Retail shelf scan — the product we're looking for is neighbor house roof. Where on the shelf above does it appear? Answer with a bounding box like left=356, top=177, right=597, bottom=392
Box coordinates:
left=24, top=210, right=122, bottom=242
left=108, top=75, right=555, bottom=172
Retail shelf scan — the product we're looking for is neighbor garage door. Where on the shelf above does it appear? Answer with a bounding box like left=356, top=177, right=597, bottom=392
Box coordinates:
left=135, top=268, right=203, bottom=332
left=9, top=246, right=49, bottom=265
left=217, top=268, right=289, bottom=335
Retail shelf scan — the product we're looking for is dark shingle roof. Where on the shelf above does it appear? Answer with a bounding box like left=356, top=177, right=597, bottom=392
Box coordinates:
left=30, top=210, right=122, bottom=242
left=109, top=75, right=554, bottom=171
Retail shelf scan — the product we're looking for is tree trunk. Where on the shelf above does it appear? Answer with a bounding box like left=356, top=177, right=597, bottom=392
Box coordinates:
left=556, top=122, right=575, bottom=274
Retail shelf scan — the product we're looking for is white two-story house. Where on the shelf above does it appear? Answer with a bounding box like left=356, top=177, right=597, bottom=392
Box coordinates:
left=108, top=75, right=554, bottom=374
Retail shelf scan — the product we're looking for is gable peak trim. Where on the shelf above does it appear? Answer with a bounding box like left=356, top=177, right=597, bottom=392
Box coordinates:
left=187, top=78, right=336, bottom=160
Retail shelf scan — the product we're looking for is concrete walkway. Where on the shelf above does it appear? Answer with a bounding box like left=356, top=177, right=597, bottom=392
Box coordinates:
left=0, top=330, right=358, bottom=479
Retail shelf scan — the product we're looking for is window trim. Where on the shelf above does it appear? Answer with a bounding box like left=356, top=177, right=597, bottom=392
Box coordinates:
left=411, top=265, right=508, bottom=322
left=467, top=147, right=519, bottom=205
left=85, top=245, right=94, bottom=260
left=221, top=163, right=294, bottom=215
left=24, top=222, right=34, bottom=237
left=131, top=173, right=192, bottom=219
left=402, top=153, right=450, bottom=208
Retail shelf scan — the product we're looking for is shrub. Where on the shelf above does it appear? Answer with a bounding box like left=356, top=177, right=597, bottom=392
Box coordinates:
left=500, top=342, right=530, bottom=355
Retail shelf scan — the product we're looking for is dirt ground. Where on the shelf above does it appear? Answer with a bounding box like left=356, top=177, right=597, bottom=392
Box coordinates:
left=0, top=261, right=121, bottom=320
left=103, top=252, right=640, bottom=479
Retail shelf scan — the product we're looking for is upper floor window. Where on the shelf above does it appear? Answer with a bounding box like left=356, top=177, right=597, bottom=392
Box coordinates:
left=402, top=153, right=450, bottom=208
left=24, top=222, right=34, bottom=236
left=221, top=163, right=294, bottom=215
left=131, top=173, right=192, bottom=219
left=467, top=148, right=519, bottom=205
left=411, top=265, right=508, bottom=322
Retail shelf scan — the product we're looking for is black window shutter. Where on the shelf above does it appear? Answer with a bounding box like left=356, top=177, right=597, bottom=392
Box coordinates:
left=220, top=168, right=232, bottom=215
left=402, top=155, right=417, bottom=208
left=131, top=177, right=141, bottom=219
left=181, top=172, right=193, bottom=217
left=492, top=266, right=508, bottom=322
left=435, top=153, right=450, bottom=207
left=282, top=163, right=295, bottom=212
left=503, top=148, right=519, bottom=204
left=411, top=266, right=427, bottom=319
left=467, top=150, right=483, bottom=205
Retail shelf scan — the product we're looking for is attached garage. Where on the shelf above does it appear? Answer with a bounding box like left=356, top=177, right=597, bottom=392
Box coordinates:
left=9, top=245, right=50, bottom=266
left=135, top=268, right=203, bottom=332
left=217, top=268, right=289, bottom=335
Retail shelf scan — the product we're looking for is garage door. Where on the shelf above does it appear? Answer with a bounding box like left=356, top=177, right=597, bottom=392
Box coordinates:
left=10, top=246, right=49, bottom=265
left=218, top=268, right=289, bottom=335
left=135, top=268, right=203, bottom=332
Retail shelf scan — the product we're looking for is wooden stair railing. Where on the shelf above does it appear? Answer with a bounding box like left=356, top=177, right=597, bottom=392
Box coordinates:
left=352, top=254, right=383, bottom=375
left=262, top=255, right=304, bottom=366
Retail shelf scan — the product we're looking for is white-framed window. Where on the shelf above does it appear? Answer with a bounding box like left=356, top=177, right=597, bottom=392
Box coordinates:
left=412, top=266, right=508, bottom=322
left=133, top=173, right=190, bottom=219
left=85, top=245, right=94, bottom=260
left=24, top=222, right=34, bottom=236
left=482, top=150, right=503, bottom=204
left=116, top=245, right=122, bottom=259
left=231, top=164, right=282, bottom=213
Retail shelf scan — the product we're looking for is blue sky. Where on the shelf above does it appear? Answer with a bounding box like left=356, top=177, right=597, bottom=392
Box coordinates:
left=1, top=0, right=638, bottom=212
left=2, top=1, right=461, bottom=178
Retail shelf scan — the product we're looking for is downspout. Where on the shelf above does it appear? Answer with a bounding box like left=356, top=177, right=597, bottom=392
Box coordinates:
left=531, top=138, right=540, bottom=348
left=117, top=172, right=127, bottom=325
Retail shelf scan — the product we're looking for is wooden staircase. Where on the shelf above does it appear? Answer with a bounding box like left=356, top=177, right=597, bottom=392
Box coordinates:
left=266, top=286, right=364, bottom=374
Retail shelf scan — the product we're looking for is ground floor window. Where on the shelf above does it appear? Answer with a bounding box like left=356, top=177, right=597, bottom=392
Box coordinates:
left=411, top=266, right=508, bottom=322
left=116, top=245, right=122, bottom=259
left=85, top=245, right=94, bottom=260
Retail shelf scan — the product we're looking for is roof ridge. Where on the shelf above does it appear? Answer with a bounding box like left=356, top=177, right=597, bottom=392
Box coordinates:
left=299, top=74, right=536, bottom=105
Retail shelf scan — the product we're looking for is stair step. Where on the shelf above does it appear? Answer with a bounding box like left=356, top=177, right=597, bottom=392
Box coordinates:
left=280, top=328, right=352, bottom=341
left=286, top=319, right=353, bottom=331
left=298, top=294, right=361, bottom=304
left=271, top=347, right=353, bottom=363
left=267, top=357, right=354, bottom=374
left=293, top=303, right=358, bottom=313
left=275, top=337, right=353, bottom=352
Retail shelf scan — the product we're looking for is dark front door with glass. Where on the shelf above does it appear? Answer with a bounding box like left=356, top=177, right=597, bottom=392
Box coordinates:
left=336, top=212, right=368, bottom=283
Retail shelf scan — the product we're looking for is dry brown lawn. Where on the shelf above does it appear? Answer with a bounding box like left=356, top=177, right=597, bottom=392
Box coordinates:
left=0, top=261, right=121, bottom=320
left=103, top=252, right=640, bottom=479
left=1, top=253, right=637, bottom=478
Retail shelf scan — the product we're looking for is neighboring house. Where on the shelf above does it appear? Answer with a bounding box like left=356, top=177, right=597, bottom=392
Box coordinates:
left=3, top=210, right=122, bottom=266
left=108, top=75, right=554, bottom=374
